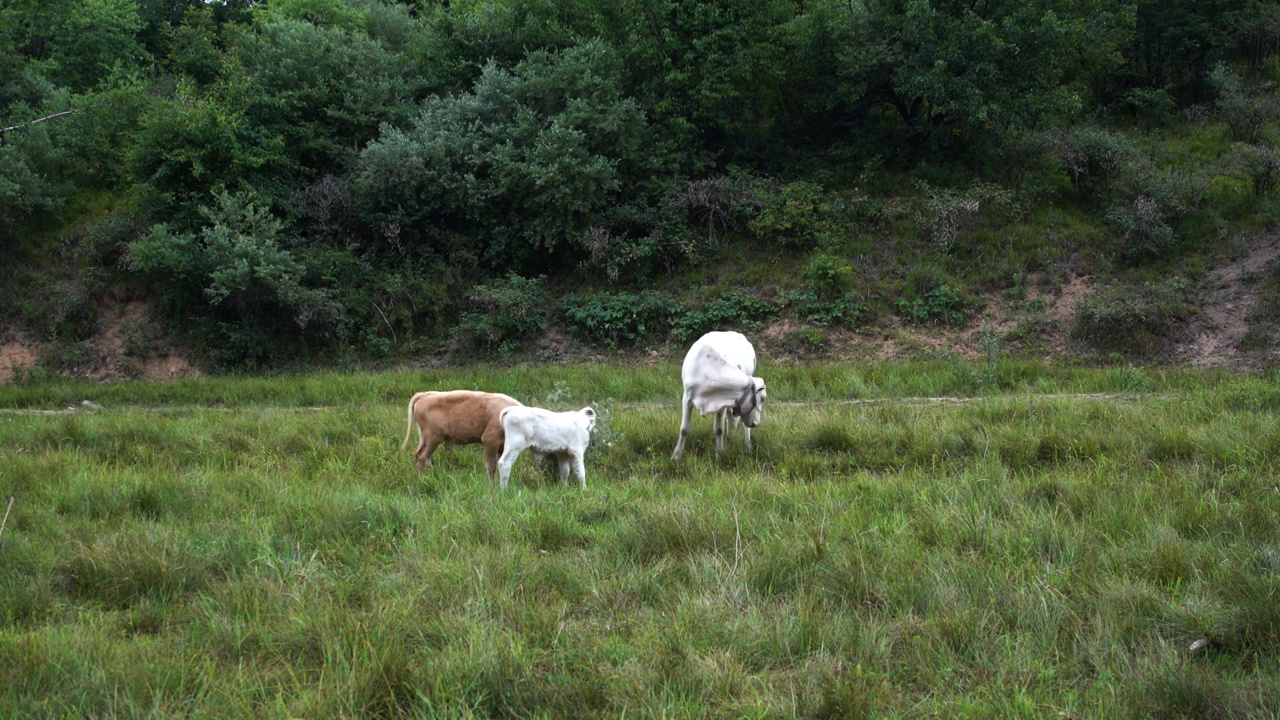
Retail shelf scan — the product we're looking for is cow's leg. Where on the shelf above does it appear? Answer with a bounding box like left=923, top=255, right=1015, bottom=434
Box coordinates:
left=416, top=434, right=442, bottom=470
left=671, top=390, right=694, bottom=461
left=572, top=453, right=587, bottom=489
left=497, top=445, right=522, bottom=489
left=557, top=455, right=571, bottom=485
left=481, top=423, right=505, bottom=482
left=714, top=409, right=726, bottom=460
left=483, top=441, right=502, bottom=482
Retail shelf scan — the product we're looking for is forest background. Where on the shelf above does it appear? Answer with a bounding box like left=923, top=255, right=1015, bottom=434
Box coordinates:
left=4, top=0, right=1280, bottom=375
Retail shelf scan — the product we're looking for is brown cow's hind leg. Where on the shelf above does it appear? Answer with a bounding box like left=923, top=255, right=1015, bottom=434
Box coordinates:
left=416, top=435, right=442, bottom=470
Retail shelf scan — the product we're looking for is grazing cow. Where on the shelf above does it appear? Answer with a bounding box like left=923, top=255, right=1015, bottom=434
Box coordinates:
left=670, top=330, right=767, bottom=461
left=402, top=390, right=522, bottom=480
left=497, top=406, right=596, bottom=489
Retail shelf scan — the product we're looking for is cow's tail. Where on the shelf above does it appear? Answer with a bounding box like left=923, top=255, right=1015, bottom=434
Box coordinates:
left=402, top=392, right=428, bottom=450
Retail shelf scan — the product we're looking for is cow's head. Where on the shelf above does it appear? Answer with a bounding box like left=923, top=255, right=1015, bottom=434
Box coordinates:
left=737, top=377, right=767, bottom=428
left=581, top=407, right=597, bottom=433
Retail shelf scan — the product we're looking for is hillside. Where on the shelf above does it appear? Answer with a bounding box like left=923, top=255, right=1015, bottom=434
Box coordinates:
left=3, top=0, right=1280, bottom=381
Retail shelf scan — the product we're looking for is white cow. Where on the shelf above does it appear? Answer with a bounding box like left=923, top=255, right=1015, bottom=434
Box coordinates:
left=497, top=406, right=596, bottom=489
left=671, top=330, right=767, bottom=461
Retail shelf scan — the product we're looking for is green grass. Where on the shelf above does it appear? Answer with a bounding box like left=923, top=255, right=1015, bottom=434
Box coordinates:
left=2, top=363, right=1280, bottom=717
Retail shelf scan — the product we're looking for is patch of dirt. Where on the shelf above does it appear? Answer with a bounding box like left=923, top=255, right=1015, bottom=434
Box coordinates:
left=0, top=339, right=37, bottom=383
left=0, top=300, right=201, bottom=385
left=1180, top=240, right=1280, bottom=369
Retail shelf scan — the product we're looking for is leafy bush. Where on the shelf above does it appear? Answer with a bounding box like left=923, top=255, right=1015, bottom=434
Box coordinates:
left=801, top=254, right=856, bottom=300
left=1226, top=142, right=1280, bottom=196
left=562, top=291, right=683, bottom=349
left=675, top=173, right=766, bottom=240
left=1072, top=280, right=1194, bottom=357
left=914, top=181, right=1016, bottom=253
left=896, top=285, right=974, bottom=326
left=1107, top=197, right=1176, bottom=265
left=749, top=181, right=837, bottom=250
left=782, top=289, right=868, bottom=329
left=1210, top=64, right=1280, bottom=144
left=1108, top=166, right=1207, bottom=265
left=1051, top=128, right=1140, bottom=205
left=672, top=292, right=779, bottom=343
left=451, top=274, right=548, bottom=354
left=0, top=124, right=67, bottom=243
left=1123, top=87, right=1176, bottom=131
left=354, top=40, right=664, bottom=273
left=127, top=191, right=343, bottom=365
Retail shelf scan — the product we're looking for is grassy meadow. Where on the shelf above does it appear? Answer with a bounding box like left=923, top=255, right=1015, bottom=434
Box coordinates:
left=2, top=361, right=1280, bottom=718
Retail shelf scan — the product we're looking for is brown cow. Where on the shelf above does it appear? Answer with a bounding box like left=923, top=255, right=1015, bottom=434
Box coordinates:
left=401, top=390, right=522, bottom=479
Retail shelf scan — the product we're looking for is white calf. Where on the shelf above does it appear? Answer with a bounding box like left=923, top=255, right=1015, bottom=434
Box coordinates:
left=671, top=330, right=767, bottom=461
left=497, top=406, right=596, bottom=489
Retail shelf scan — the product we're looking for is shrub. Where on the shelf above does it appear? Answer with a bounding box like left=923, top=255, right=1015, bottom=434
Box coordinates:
left=451, top=274, right=548, bottom=354
left=1107, top=196, right=1176, bottom=265
left=1210, top=64, right=1280, bottom=144
left=672, top=292, right=779, bottom=343
left=1072, top=280, right=1193, bottom=357
left=1108, top=166, right=1207, bottom=265
left=1226, top=142, right=1280, bottom=196
left=1051, top=128, right=1140, bottom=205
left=914, top=181, right=1015, bottom=254
left=674, top=173, right=766, bottom=239
left=801, top=254, right=856, bottom=300
left=562, top=291, right=683, bottom=349
left=782, top=289, right=869, bottom=329
left=354, top=40, right=663, bottom=274
left=1123, top=87, right=1176, bottom=131
left=748, top=180, right=836, bottom=250
left=896, top=285, right=975, bottom=326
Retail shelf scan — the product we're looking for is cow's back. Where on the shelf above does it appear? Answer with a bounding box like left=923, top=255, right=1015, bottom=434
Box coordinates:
left=427, top=391, right=521, bottom=442
left=683, top=331, right=756, bottom=382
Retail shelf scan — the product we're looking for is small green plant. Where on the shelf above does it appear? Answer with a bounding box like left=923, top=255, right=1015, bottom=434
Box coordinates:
left=801, top=254, right=856, bottom=299
left=978, top=322, right=1000, bottom=387
left=782, top=326, right=830, bottom=356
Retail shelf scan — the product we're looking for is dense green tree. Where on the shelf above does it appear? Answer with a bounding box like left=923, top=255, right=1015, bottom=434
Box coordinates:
left=354, top=39, right=662, bottom=273
left=0, top=123, right=67, bottom=250
left=1131, top=0, right=1256, bottom=100
left=231, top=15, right=416, bottom=177
left=46, top=0, right=149, bottom=91
left=840, top=0, right=1086, bottom=155
left=616, top=0, right=794, bottom=169
left=128, top=80, right=289, bottom=226
left=128, top=191, right=343, bottom=364
left=160, top=5, right=226, bottom=86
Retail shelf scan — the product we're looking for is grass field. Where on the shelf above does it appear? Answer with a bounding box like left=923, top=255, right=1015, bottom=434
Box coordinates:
left=2, top=361, right=1279, bottom=718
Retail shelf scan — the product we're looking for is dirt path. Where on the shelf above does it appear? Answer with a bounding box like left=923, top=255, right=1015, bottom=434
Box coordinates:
left=0, top=392, right=1180, bottom=416
left=1182, top=240, right=1280, bottom=368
